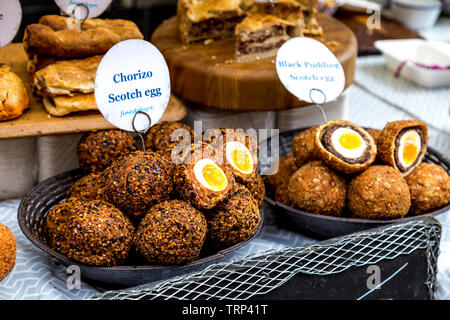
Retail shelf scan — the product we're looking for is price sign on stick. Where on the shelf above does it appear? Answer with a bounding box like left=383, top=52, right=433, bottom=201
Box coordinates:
left=55, top=0, right=112, bottom=18
left=0, top=0, right=22, bottom=48
left=94, top=39, right=171, bottom=133
left=276, top=37, right=346, bottom=104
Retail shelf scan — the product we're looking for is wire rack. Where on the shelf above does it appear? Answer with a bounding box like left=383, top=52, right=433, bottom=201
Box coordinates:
left=90, top=218, right=441, bottom=300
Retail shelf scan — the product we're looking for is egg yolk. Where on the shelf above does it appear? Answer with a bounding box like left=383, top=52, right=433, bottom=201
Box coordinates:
left=232, top=149, right=252, bottom=173
left=339, top=132, right=362, bottom=150
left=202, top=164, right=227, bottom=191
left=402, top=135, right=419, bottom=165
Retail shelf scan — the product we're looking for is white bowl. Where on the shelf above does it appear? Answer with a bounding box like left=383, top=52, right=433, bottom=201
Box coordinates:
left=374, top=39, right=450, bottom=88
left=391, top=0, right=443, bottom=30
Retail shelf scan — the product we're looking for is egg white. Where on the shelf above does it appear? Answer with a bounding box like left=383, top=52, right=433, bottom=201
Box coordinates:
left=193, top=158, right=228, bottom=192
left=330, top=127, right=366, bottom=159
left=225, top=141, right=254, bottom=174
left=397, top=129, right=421, bottom=168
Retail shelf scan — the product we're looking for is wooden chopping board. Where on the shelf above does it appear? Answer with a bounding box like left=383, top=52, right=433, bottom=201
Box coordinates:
left=334, top=10, right=423, bottom=56
left=151, top=14, right=357, bottom=111
left=0, top=43, right=187, bottom=140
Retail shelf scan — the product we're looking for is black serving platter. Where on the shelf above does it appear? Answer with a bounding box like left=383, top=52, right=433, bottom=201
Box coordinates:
left=18, top=168, right=264, bottom=289
left=262, top=127, right=450, bottom=240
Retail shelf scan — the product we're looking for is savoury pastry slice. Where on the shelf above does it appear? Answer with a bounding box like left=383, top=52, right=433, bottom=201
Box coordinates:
left=23, top=15, right=143, bottom=58
left=247, top=0, right=304, bottom=36
left=43, top=93, right=98, bottom=117
left=235, top=13, right=293, bottom=63
left=177, top=0, right=246, bottom=44
left=33, top=55, right=102, bottom=97
left=0, top=64, right=30, bottom=121
left=296, top=0, right=322, bottom=36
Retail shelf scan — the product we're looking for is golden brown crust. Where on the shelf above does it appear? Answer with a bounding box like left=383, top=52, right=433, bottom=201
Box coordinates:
left=0, top=65, right=30, bottom=121
left=135, top=200, right=207, bottom=265
left=292, top=127, right=318, bottom=168
left=288, top=161, right=347, bottom=216
left=314, top=120, right=377, bottom=174
left=45, top=199, right=135, bottom=266
left=405, top=163, right=450, bottom=215
left=207, top=184, right=261, bottom=250
left=23, top=15, right=143, bottom=58
left=377, top=120, right=429, bottom=176
left=242, top=173, right=265, bottom=206
left=348, top=165, right=411, bottom=219
left=77, top=130, right=137, bottom=174
left=366, top=129, right=382, bottom=143
left=0, top=223, right=16, bottom=281
left=105, top=151, right=175, bottom=217
left=34, top=55, right=102, bottom=97
left=43, top=93, right=98, bottom=116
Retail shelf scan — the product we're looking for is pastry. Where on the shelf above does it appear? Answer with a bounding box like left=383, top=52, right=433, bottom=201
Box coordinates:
left=0, top=64, right=30, bottom=121
left=23, top=15, right=143, bottom=58
left=177, top=0, right=246, bottom=44
left=314, top=120, right=377, bottom=174
left=247, top=0, right=304, bottom=36
left=296, top=0, right=322, bottom=36
left=377, top=120, right=428, bottom=176
left=235, top=13, right=294, bottom=62
left=42, top=93, right=98, bottom=116
left=34, top=55, right=102, bottom=116
left=33, top=55, right=101, bottom=97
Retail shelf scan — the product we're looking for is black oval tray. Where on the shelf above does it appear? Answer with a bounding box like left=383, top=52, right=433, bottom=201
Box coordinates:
left=17, top=169, right=264, bottom=289
left=262, top=127, right=450, bottom=240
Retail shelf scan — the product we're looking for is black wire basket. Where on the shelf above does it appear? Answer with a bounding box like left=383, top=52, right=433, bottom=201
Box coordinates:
left=262, top=127, right=450, bottom=240
left=17, top=169, right=264, bottom=289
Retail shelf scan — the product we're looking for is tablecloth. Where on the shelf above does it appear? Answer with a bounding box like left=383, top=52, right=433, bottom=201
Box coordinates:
left=0, top=17, right=449, bottom=300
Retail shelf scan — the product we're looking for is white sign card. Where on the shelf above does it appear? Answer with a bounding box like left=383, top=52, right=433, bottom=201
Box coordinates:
left=0, top=0, right=22, bottom=48
left=276, top=37, right=346, bottom=104
left=94, top=39, right=171, bottom=132
left=54, top=0, right=112, bottom=19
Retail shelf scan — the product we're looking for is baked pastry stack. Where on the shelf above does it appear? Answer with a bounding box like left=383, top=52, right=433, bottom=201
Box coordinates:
left=0, top=64, right=30, bottom=121
left=177, top=0, right=322, bottom=62
left=23, top=15, right=144, bottom=116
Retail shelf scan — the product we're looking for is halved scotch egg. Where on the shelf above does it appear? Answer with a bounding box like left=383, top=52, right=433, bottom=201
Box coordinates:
left=175, top=143, right=235, bottom=210
left=224, top=140, right=256, bottom=182
left=377, top=120, right=428, bottom=176
left=315, top=120, right=377, bottom=174
left=193, top=158, right=228, bottom=192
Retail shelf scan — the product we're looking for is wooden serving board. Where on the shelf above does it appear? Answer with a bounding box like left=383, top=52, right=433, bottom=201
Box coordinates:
left=334, top=10, right=422, bottom=56
left=0, top=43, right=187, bottom=140
left=151, top=14, right=357, bottom=111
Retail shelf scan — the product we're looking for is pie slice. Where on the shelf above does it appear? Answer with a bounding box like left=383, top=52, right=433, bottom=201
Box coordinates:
left=247, top=0, right=304, bottom=36
left=235, top=13, right=293, bottom=62
left=177, top=0, right=247, bottom=44
left=43, top=93, right=98, bottom=117
left=33, top=55, right=102, bottom=97
left=296, top=0, right=323, bottom=36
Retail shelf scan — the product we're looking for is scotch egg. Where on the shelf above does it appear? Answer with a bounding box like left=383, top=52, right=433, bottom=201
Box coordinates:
left=377, top=120, right=428, bottom=176
left=225, top=141, right=255, bottom=176
left=193, top=158, right=228, bottom=192
left=315, top=121, right=377, bottom=174
left=175, top=146, right=235, bottom=210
